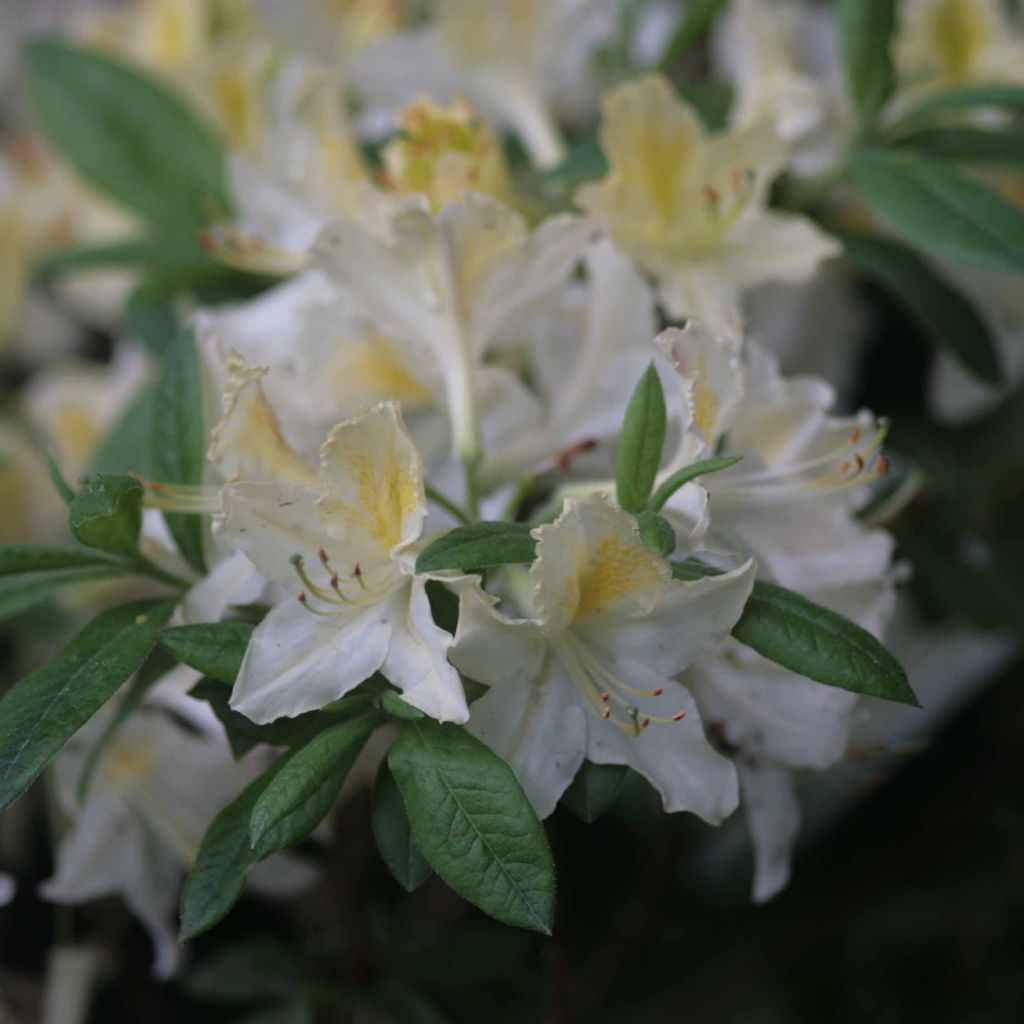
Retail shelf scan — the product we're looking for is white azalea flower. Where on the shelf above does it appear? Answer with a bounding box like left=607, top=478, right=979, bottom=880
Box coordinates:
left=657, top=323, right=894, bottom=590
left=314, top=193, right=592, bottom=461
left=895, top=0, right=1024, bottom=96
left=350, top=0, right=621, bottom=167
left=208, top=361, right=470, bottom=725
left=575, top=74, right=840, bottom=336
left=712, top=0, right=851, bottom=177
left=41, top=699, right=259, bottom=978
left=449, top=495, right=755, bottom=822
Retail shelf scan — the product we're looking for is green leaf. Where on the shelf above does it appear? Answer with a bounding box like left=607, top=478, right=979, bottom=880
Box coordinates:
left=0, top=597, right=175, bottom=810
left=90, top=385, right=158, bottom=477
left=187, top=678, right=334, bottom=760
left=0, top=565, right=128, bottom=623
left=180, top=764, right=281, bottom=942
left=377, top=689, right=424, bottom=721
left=160, top=621, right=254, bottom=684
left=894, top=125, right=1024, bottom=165
left=839, top=0, right=896, bottom=130
left=884, top=84, right=1024, bottom=139
left=23, top=38, right=230, bottom=230
left=371, top=760, right=432, bottom=892
left=649, top=455, right=743, bottom=511
left=616, top=363, right=667, bottom=513
left=69, top=474, right=144, bottom=557
left=559, top=761, right=628, bottom=824
left=677, top=80, right=734, bottom=133
left=850, top=148, right=1024, bottom=273
left=0, top=546, right=125, bottom=574
left=635, top=511, right=676, bottom=558
left=153, top=329, right=207, bottom=572
left=388, top=721, right=555, bottom=934
left=249, top=714, right=380, bottom=858
left=45, top=450, right=74, bottom=505
left=415, top=522, right=537, bottom=574
left=541, top=136, right=607, bottom=189
left=840, top=230, right=1002, bottom=384
left=733, top=581, right=919, bottom=706
left=658, top=0, right=727, bottom=70
left=122, top=297, right=179, bottom=357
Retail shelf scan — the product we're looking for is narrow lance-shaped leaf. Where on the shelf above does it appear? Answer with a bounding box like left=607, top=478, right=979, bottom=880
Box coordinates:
left=153, top=329, right=208, bottom=572
left=23, top=39, right=231, bottom=230
left=671, top=563, right=918, bottom=706
left=649, top=455, right=743, bottom=512
left=0, top=597, right=176, bottom=810
left=893, top=126, right=1024, bottom=166
left=841, top=230, right=1002, bottom=384
left=658, top=0, right=727, bottom=71
left=180, top=762, right=282, bottom=942
left=389, top=721, right=556, bottom=934
left=616, top=363, right=667, bottom=513
left=249, top=713, right=381, bottom=859
left=160, top=621, right=255, bottom=684
left=734, top=582, right=919, bottom=706
left=883, top=84, right=1024, bottom=140
left=839, top=0, right=896, bottom=130
left=416, top=522, right=536, bottom=574
left=850, top=148, right=1024, bottom=274
left=372, top=761, right=432, bottom=893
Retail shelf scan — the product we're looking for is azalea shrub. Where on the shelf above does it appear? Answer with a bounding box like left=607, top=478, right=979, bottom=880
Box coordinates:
left=1, top=0, right=1022, bottom=1020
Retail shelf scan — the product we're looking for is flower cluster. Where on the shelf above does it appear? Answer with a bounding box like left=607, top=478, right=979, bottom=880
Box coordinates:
left=0, top=0, right=1020, bottom=1008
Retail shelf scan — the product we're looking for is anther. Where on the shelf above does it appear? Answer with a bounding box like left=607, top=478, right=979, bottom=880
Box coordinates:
left=651, top=687, right=663, bottom=697
left=671, top=710, right=687, bottom=722
left=601, top=707, right=611, bottom=720
left=702, top=185, right=720, bottom=206
left=641, top=717, right=651, bottom=730
left=849, top=427, right=862, bottom=444
left=600, top=691, right=610, bottom=702
left=854, top=453, right=865, bottom=472
left=318, top=547, right=330, bottom=565
left=874, top=454, right=890, bottom=474
left=298, top=591, right=307, bottom=603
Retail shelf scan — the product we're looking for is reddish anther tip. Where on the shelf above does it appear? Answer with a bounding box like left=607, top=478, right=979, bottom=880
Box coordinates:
left=672, top=710, right=687, bottom=722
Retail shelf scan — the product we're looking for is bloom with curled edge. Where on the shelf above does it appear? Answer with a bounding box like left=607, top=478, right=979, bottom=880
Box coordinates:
left=314, top=192, right=593, bottom=461
left=448, top=495, right=756, bottom=822
left=575, top=74, right=839, bottom=336
left=656, top=322, right=894, bottom=590
left=206, top=361, right=470, bottom=725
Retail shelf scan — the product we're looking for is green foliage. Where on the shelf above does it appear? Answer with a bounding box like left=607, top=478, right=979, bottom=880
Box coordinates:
left=850, top=149, right=1024, bottom=274
left=388, top=721, right=555, bottom=934
left=658, top=0, right=728, bottom=70
left=560, top=762, right=629, bottom=824
left=180, top=763, right=282, bottom=941
left=0, top=597, right=175, bottom=810
left=893, top=125, right=1024, bottom=166
left=635, top=511, right=676, bottom=558
left=160, top=621, right=255, bottom=684
left=839, top=0, right=896, bottom=131
left=23, top=38, right=230, bottom=231
left=841, top=231, right=1002, bottom=384
left=153, top=329, right=208, bottom=572
left=883, top=83, right=1024, bottom=139
left=372, top=761, right=432, bottom=892
left=616, top=364, right=667, bottom=513
left=90, top=385, right=159, bottom=477
left=733, top=582, right=919, bottom=706
left=249, top=714, right=381, bottom=858
left=69, top=474, right=144, bottom=557
left=0, top=545, right=128, bottom=622
left=648, top=455, right=743, bottom=511
left=416, top=522, right=537, bottom=573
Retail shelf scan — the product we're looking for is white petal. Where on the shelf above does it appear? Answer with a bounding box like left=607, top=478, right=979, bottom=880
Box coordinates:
left=381, top=578, right=469, bottom=724
left=738, top=757, right=800, bottom=903
left=467, top=657, right=587, bottom=819
left=231, top=594, right=393, bottom=723
left=183, top=548, right=268, bottom=624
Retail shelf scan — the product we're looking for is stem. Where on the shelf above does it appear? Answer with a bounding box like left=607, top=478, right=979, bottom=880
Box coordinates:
left=425, top=484, right=472, bottom=526
left=463, top=455, right=482, bottom=522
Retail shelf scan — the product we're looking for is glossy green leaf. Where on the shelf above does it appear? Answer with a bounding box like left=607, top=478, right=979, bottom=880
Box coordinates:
left=153, top=329, right=207, bottom=572
left=180, top=763, right=281, bottom=941
left=841, top=230, right=1002, bottom=384
left=389, top=721, right=555, bottom=934
left=649, top=455, right=743, bottom=511
left=415, top=522, right=536, bottom=574
left=884, top=84, right=1024, bottom=139
left=0, top=565, right=127, bottom=623
left=0, top=546, right=124, bottom=574
left=160, top=621, right=254, bottom=684
left=24, top=38, right=230, bottom=229
left=69, top=474, right=144, bottom=556
left=851, top=148, right=1024, bottom=273
left=372, top=760, right=432, bottom=892
left=616, top=363, right=667, bottom=513
left=894, top=125, right=1024, bottom=165
left=90, top=385, right=158, bottom=477
left=0, top=597, right=175, bottom=809
left=635, top=511, right=676, bottom=558
left=658, top=0, right=727, bottom=70
left=839, top=0, right=896, bottom=129
left=249, top=714, right=380, bottom=858
left=560, top=761, right=628, bottom=824
left=733, top=581, right=919, bottom=706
